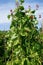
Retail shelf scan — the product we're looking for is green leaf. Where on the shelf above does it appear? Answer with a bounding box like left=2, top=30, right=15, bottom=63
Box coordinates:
left=19, top=6, right=24, bottom=10
left=24, top=59, right=27, bottom=65
left=7, top=15, right=10, bottom=19
left=20, top=0, right=24, bottom=3
left=31, top=10, right=35, bottom=13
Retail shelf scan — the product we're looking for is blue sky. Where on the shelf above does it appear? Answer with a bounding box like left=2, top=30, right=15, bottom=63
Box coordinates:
left=0, top=0, right=43, bottom=30
left=0, top=0, right=43, bottom=3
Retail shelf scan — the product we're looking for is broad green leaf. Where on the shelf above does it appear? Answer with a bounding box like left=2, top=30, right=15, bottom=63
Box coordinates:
left=7, top=15, right=10, bottom=19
